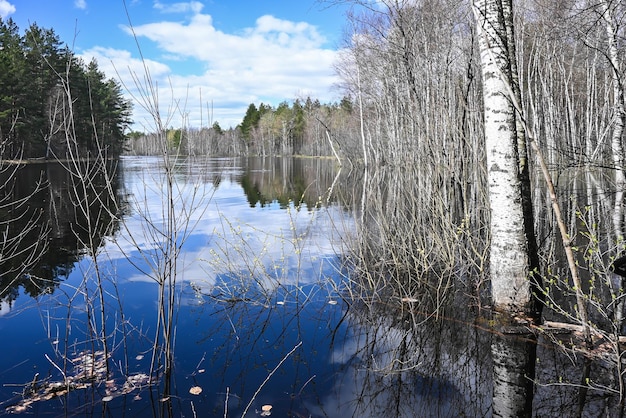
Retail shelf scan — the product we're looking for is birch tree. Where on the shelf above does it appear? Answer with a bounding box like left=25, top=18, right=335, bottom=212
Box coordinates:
left=473, top=0, right=536, bottom=314
left=600, top=0, right=626, bottom=244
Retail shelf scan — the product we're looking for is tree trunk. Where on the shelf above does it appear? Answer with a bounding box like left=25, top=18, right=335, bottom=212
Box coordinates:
left=602, top=0, right=626, bottom=327
left=602, top=0, right=626, bottom=241
left=473, top=0, right=534, bottom=314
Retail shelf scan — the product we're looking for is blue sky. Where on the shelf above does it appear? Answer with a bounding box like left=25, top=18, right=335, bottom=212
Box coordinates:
left=2, top=0, right=354, bottom=130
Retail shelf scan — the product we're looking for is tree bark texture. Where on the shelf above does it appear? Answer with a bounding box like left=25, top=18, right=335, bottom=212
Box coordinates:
left=602, top=1, right=626, bottom=243
left=473, top=0, right=533, bottom=313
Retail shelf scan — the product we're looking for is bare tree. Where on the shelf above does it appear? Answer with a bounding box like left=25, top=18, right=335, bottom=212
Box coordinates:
left=472, top=0, right=536, bottom=314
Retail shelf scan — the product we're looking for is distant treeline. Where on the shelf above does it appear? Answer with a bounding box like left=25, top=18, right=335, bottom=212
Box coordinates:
left=126, top=97, right=360, bottom=157
left=0, top=18, right=131, bottom=160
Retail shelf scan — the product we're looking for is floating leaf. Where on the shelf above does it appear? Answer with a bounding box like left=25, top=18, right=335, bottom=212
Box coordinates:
left=328, top=300, right=338, bottom=305
left=276, top=301, right=285, bottom=305
left=189, top=386, right=203, bottom=395
left=260, top=404, right=273, bottom=416
left=135, top=355, right=144, bottom=360
left=102, top=396, right=113, bottom=402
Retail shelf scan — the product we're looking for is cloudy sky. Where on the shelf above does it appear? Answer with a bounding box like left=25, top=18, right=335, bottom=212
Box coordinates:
left=3, top=0, right=353, bottom=130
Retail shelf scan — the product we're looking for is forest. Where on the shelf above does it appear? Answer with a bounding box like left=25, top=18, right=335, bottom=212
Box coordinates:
left=2, top=0, right=626, bottom=415
left=4, top=0, right=626, bottom=335
left=126, top=97, right=359, bottom=157
left=124, top=0, right=626, bottom=180
left=122, top=1, right=626, bottom=410
left=0, top=18, right=131, bottom=160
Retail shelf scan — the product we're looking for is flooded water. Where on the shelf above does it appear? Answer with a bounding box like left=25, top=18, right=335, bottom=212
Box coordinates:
left=0, top=157, right=623, bottom=417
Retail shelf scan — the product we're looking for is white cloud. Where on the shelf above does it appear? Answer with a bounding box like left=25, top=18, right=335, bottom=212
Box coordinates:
left=74, top=0, right=87, bottom=10
left=81, top=13, right=341, bottom=130
left=79, top=46, right=182, bottom=130
left=0, top=0, right=16, bottom=18
left=80, top=46, right=172, bottom=83
left=153, top=1, right=203, bottom=14
left=125, top=14, right=339, bottom=128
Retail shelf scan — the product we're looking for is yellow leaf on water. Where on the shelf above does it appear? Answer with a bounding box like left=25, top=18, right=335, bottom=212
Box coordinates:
left=189, top=386, right=203, bottom=395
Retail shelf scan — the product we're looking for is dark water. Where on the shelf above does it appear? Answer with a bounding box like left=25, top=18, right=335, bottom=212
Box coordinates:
left=0, top=157, right=622, bottom=417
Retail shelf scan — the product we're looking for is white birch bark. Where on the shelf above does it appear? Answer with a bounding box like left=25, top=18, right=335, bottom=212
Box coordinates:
left=602, top=1, right=626, bottom=243
left=473, top=0, right=532, bottom=312
left=601, top=0, right=626, bottom=325
left=603, top=1, right=626, bottom=172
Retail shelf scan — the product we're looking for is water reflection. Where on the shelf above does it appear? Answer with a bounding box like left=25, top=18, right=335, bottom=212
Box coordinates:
left=0, top=161, right=122, bottom=306
left=312, top=295, right=492, bottom=417
left=491, top=328, right=536, bottom=418
left=239, top=157, right=343, bottom=209
left=2, top=158, right=626, bottom=417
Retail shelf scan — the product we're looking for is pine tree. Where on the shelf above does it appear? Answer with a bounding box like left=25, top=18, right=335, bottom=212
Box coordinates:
left=0, top=19, right=131, bottom=159
left=240, top=103, right=259, bottom=140
left=0, top=18, right=25, bottom=156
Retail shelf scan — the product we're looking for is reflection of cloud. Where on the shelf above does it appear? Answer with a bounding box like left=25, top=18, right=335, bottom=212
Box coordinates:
left=0, top=300, right=13, bottom=316
left=74, top=0, right=87, bottom=10
left=100, top=159, right=353, bottom=298
left=316, top=311, right=487, bottom=417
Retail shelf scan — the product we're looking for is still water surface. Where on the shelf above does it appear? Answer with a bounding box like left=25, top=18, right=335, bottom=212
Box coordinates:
left=0, top=156, right=619, bottom=417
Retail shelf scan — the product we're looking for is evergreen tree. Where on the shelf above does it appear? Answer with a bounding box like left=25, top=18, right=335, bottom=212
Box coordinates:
left=79, top=59, right=131, bottom=156
left=22, top=23, right=64, bottom=156
left=339, top=96, right=353, bottom=113
left=0, top=19, right=131, bottom=159
left=240, top=103, right=259, bottom=140
left=212, top=121, right=223, bottom=135
left=0, top=18, right=25, bottom=156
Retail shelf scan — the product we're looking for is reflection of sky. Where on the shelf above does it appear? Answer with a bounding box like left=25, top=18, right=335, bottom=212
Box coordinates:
left=115, top=157, right=485, bottom=417
left=102, top=157, right=354, bottom=296
left=0, top=157, right=489, bottom=417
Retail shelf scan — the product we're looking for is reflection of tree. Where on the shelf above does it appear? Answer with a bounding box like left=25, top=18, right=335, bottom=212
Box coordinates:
left=340, top=286, right=626, bottom=416
left=0, top=162, right=123, bottom=303
left=328, top=291, right=492, bottom=417
left=240, top=174, right=270, bottom=208
left=491, top=329, right=536, bottom=417
left=238, top=157, right=345, bottom=209
left=196, top=279, right=493, bottom=417
left=532, top=331, right=626, bottom=416
left=0, top=164, right=50, bottom=302
left=345, top=156, right=626, bottom=411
